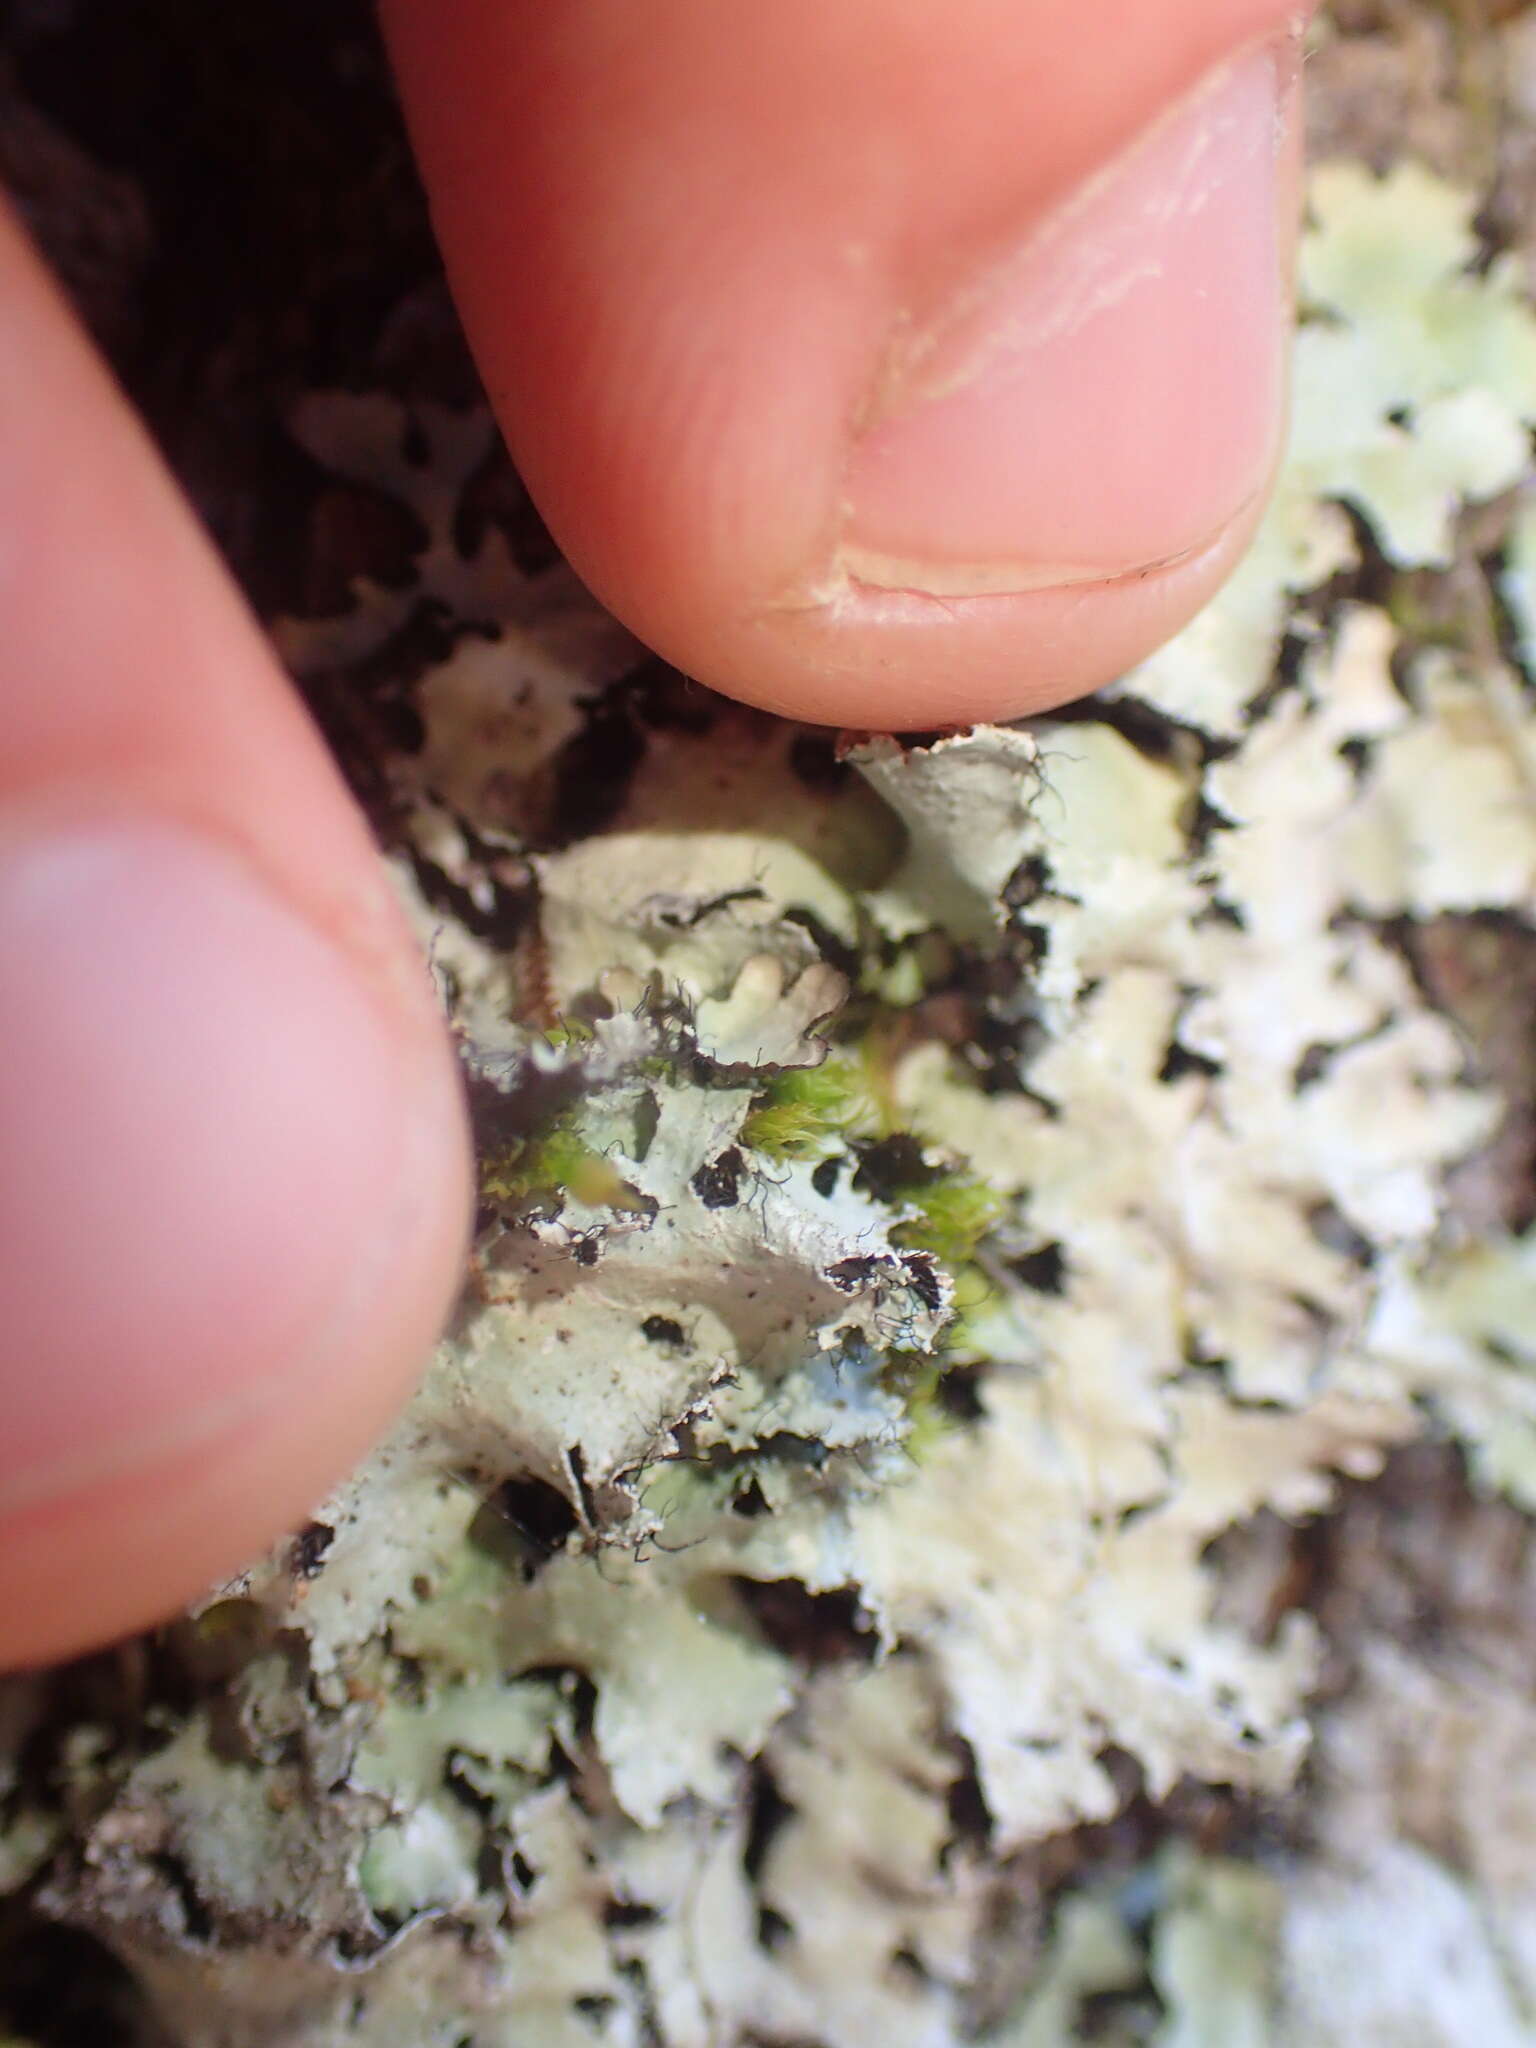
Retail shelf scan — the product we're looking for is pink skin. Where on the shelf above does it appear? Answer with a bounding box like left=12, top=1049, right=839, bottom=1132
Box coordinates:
left=0, top=0, right=1308, bottom=1665
left=383, top=0, right=1307, bottom=722
left=838, top=47, right=1289, bottom=596
left=0, top=219, right=472, bottom=1664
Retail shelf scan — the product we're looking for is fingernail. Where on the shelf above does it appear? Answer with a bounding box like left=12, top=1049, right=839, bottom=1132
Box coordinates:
left=0, top=817, right=459, bottom=1512
left=839, top=41, right=1295, bottom=598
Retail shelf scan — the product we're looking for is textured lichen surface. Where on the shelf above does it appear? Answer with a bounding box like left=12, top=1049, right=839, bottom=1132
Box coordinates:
left=7, top=9, right=1536, bottom=2047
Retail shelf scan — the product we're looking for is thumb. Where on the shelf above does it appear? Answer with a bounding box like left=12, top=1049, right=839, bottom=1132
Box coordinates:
left=382, top=0, right=1307, bottom=728
left=0, top=206, right=472, bottom=1669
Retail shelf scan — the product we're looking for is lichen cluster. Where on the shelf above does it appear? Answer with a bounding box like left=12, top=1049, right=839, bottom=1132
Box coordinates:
left=6, top=111, right=1536, bottom=2048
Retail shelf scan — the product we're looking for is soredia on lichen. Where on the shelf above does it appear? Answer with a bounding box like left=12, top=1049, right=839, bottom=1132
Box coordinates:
left=10, top=31, right=1536, bottom=2046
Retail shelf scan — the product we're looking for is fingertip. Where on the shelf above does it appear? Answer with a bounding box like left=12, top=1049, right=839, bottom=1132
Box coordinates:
left=0, top=817, right=472, bottom=1669
left=385, top=0, right=1307, bottom=729
left=0, top=201, right=473, bottom=1669
left=722, top=490, right=1274, bottom=731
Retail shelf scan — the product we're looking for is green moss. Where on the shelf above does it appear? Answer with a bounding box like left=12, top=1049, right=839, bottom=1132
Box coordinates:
left=942, top=1264, right=1005, bottom=1353
left=885, top=1261, right=1001, bottom=1461
left=889, top=1172, right=1007, bottom=1268
left=739, top=1055, right=881, bottom=1160
left=891, top=1357, right=954, bottom=1463
left=480, top=1120, right=647, bottom=1213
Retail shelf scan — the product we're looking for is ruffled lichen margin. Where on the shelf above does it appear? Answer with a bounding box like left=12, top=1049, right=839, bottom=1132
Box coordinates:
left=8, top=28, right=1536, bottom=2048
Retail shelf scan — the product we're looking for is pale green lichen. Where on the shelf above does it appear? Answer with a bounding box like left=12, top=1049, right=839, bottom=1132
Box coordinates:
left=1149, top=1848, right=1281, bottom=2048
left=1122, top=159, right=1536, bottom=735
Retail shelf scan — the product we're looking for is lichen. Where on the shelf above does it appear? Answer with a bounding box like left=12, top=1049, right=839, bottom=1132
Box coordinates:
left=1120, top=158, right=1536, bottom=735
